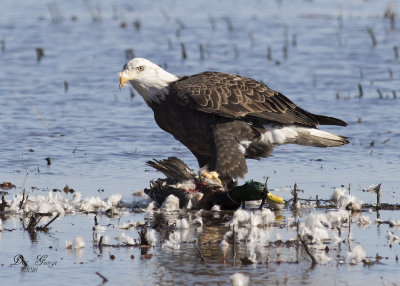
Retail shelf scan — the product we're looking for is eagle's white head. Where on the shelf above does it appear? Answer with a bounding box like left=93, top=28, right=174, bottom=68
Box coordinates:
left=119, top=58, right=179, bottom=104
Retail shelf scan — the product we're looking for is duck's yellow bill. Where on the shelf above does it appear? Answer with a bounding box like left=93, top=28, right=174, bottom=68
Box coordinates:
left=266, top=193, right=285, bottom=204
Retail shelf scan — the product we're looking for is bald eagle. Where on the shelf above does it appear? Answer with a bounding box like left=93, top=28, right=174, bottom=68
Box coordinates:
left=119, top=58, right=348, bottom=187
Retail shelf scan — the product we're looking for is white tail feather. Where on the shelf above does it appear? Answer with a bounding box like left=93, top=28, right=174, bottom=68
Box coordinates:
left=261, top=126, right=348, bottom=147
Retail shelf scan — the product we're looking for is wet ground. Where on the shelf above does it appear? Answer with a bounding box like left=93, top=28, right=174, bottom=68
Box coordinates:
left=1, top=0, right=400, bottom=285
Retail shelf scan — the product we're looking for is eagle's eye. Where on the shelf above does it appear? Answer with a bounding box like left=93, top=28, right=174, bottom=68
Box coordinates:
left=137, top=66, right=145, bottom=72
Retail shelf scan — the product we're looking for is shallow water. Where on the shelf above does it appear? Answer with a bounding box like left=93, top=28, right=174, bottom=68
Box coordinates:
left=1, top=0, right=400, bottom=285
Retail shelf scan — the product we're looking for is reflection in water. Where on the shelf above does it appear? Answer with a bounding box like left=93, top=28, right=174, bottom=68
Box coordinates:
left=65, top=248, right=85, bottom=260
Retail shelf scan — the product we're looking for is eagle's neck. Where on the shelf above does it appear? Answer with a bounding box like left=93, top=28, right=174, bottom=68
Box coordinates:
left=131, top=70, right=179, bottom=105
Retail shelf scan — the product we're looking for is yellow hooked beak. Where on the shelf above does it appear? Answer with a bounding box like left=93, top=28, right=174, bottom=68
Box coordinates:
left=119, top=72, right=131, bottom=89
left=266, top=192, right=285, bottom=205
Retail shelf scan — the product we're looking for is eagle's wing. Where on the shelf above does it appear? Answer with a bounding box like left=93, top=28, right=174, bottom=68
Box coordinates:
left=170, top=72, right=347, bottom=127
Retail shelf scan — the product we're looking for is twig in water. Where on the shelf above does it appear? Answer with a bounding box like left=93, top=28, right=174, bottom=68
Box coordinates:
left=248, top=32, right=255, bottom=48
left=366, top=27, right=377, bottom=47
left=199, top=44, right=204, bottom=60
left=175, top=27, right=181, bottom=38
left=35, top=47, right=44, bottom=62
left=167, top=39, right=173, bottom=50
left=267, top=46, right=272, bottom=61
left=0, top=195, right=10, bottom=211
left=133, top=19, right=141, bottom=31
left=384, top=4, right=396, bottom=30
left=298, top=234, right=317, bottom=267
left=96, top=272, right=108, bottom=284
left=22, top=153, right=29, bottom=175
left=347, top=214, right=352, bottom=244
left=233, top=44, right=239, bottom=59
left=292, top=34, right=297, bottom=47
left=222, top=17, right=233, bottom=31
left=376, top=220, right=397, bottom=227
left=338, top=7, right=343, bottom=30
left=98, top=236, right=104, bottom=253
left=194, top=242, right=205, bottom=262
left=26, top=213, right=41, bottom=232
left=283, top=46, right=288, bottom=60
left=283, top=25, right=289, bottom=48
left=291, top=183, right=303, bottom=208
left=394, top=46, right=399, bottom=59
left=125, top=48, right=134, bottom=60
left=377, top=89, right=384, bottom=99
left=175, top=19, right=186, bottom=30
left=283, top=26, right=288, bottom=60
left=19, top=189, right=27, bottom=210
left=180, top=43, right=187, bottom=60
left=376, top=183, right=382, bottom=209
left=64, top=80, right=68, bottom=93
left=129, top=87, right=135, bottom=99
left=36, top=213, right=60, bottom=231
left=1, top=38, right=5, bottom=51
left=138, top=227, right=149, bottom=245
left=358, top=83, right=363, bottom=98
left=359, top=66, right=364, bottom=79
left=208, top=14, right=216, bottom=31
left=390, top=13, right=396, bottom=30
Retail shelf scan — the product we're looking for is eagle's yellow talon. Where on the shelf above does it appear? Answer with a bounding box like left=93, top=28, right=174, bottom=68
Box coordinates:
left=201, top=170, right=222, bottom=184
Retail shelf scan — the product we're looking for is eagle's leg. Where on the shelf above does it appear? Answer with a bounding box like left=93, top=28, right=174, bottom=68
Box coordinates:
left=209, top=122, right=248, bottom=189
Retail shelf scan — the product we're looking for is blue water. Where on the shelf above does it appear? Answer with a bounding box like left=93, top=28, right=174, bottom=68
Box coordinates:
left=1, top=0, right=400, bottom=285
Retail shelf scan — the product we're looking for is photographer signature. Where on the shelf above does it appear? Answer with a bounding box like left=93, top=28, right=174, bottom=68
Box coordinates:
left=12, top=254, right=57, bottom=272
